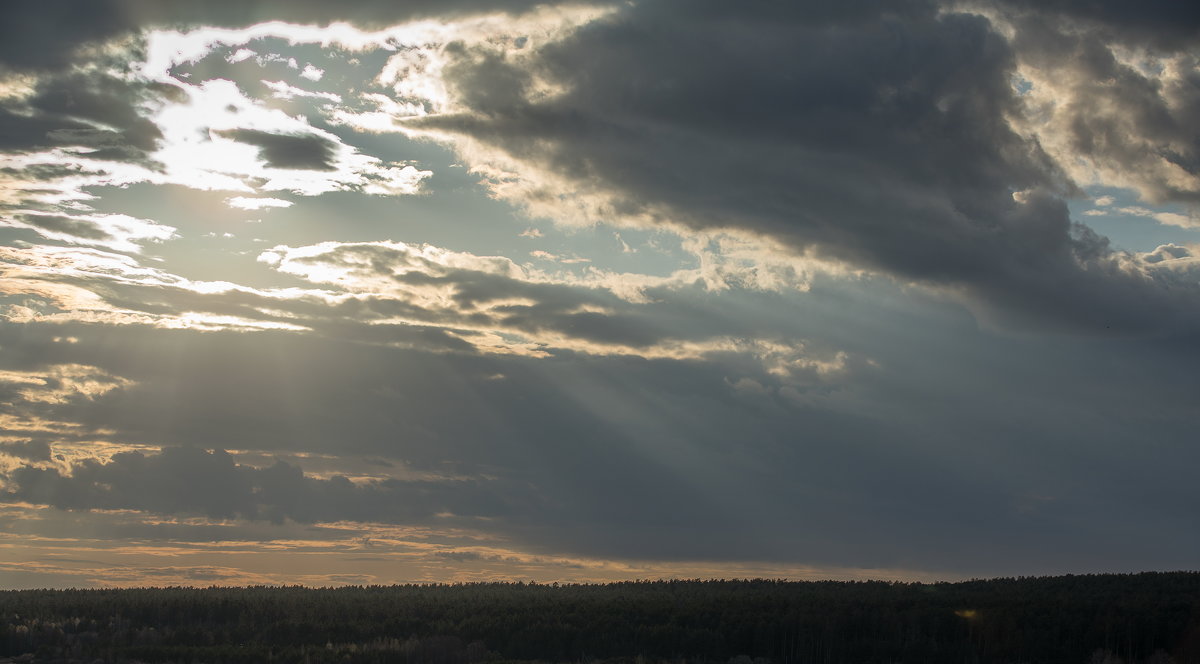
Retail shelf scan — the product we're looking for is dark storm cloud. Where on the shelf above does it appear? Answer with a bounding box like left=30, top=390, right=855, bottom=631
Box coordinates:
left=408, top=0, right=1200, bottom=334
left=0, top=2, right=132, bottom=71
left=991, top=0, right=1200, bottom=51
left=214, top=129, right=339, bottom=171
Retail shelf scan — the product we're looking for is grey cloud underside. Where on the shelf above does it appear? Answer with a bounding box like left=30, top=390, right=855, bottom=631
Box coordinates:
left=0, top=507, right=388, bottom=546
left=0, top=440, right=51, bottom=461
left=4, top=240, right=821, bottom=353
left=410, top=0, right=1200, bottom=334
left=214, top=129, right=339, bottom=171
left=4, top=447, right=532, bottom=525
left=3, top=279, right=1200, bottom=574
left=16, top=215, right=113, bottom=241
left=288, top=242, right=713, bottom=347
left=5, top=0, right=1184, bottom=73
left=0, top=74, right=174, bottom=167
left=992, top=0, right=1200, bottom=51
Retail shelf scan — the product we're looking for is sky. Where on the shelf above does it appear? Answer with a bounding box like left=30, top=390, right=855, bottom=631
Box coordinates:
left=0, top=0, right=1197, bottom=588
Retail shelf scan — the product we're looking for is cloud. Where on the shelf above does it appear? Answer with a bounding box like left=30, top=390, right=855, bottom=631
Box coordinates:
left=257, top=240, right=852, bottom=364
left=0, top=502, right=952, bottom=585
left=3, top=292, right=1200, bottom=576
left=988, top=0, right=1200, bottom=52
left=1, top=446, right=532, bottom=525
left=529, top=250, right=589, bottom=264
left=0, top=363, right=133, bottom=405
left=0, top=0, right=607, bottom=72
left=0, top=440, right=51, bottom=461
left=0, top=73, right=431, bottom=260
left=0, top=244, right=333, bottom=333
left=0, top=70, right=177, bottom=170
left=993, top=4, right=1200, bottom=205
left=149, top=78, right=431, bottom=196
left=300, top=64, right=325, bottom=81
left=0, top=362, right=136, bottom=444
left=15, top=214, right=114, bottom=242
left=226, top=196, right=293, bottom=210
left=1, top=217, right=834, bottom=360
left=2, top=228, right=860, bottom=389
left=390, top=0, right=1199, bottom=335
left=213, top=128, right=339, bottom=171
left=227, top=48, right=256, bottom=64
left=1138, top=243, right=1200, bottom=280
left=262, top=79, right=342, bottom=102
left=3, top=0, right=1200, bottom=584
left=1107, top=206, right=1199, bottom=229
left=2, top=236, right=780, bottom=360
left=1141, top=243, right=1194, bottom=264
left=2, top=212, right=176, bottom=253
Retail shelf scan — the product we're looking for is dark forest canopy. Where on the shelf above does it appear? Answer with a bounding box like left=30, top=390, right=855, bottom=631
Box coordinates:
left=2, top=572, right=1199, bottom=664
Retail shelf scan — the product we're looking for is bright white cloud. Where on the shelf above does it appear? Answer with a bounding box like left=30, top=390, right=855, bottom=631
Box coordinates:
left=327, top=92, right=427, bottom=132
left=226, top=196, right=294, bottom=210
left=138, top=8, right=611, bottom=83
left=262, top=79, right=342, bottom=102
left=148, top=78, right=431, bottom=197
left=226, top=48, right=256, bottom=63
left=530, top=250, right=590, bottom=264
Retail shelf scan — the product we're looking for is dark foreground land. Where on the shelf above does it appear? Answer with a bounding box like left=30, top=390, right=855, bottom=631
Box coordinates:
left=2, top=573, right=1199, bottom=664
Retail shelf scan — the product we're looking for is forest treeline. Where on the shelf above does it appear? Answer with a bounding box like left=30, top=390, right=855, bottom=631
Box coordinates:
left=2, top=572, right=1199, bottom=664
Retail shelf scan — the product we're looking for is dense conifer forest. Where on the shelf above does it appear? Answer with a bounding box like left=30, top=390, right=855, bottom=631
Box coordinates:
left=1, top=573, right=1198, bottom=664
